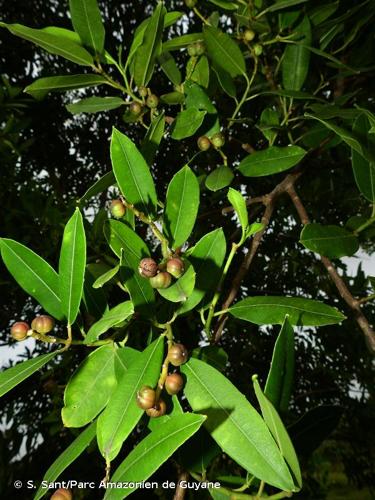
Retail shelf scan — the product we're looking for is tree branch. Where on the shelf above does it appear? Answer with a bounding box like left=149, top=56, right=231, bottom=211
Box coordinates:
left=173, top=471, right=189, bottom=500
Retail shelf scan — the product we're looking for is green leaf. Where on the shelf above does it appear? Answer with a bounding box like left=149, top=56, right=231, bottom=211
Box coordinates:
left=238, top=146, right=306, bottom=177
left=261, top=0, right=308, bottom=14
left=141, top=111, right=165, bottom=166
left=0, top=22, right=94, bottom=66
left=157, top=262, right=196, bottom=302
left=282, top=16, right=312, bottom=91
left=178, top=229, right=226, bottom=314
left=114, top=347, right=141, bottom=381
left=66, top=97, right=125, bottom=114
left=104, top=220, right=155, bottom=315
left=84, top=301, right=134, bottom=344
left=34, top=421, right=97, bottom=500
left=300, top=223, right=359, bottom=258
left=62, top=345, right=117, bottom=427
left=158, top=51, right=182, bottom=85
left=259, top=108, right=279, bottom=143
left=0, top=352, right=57, bottom=398
left=181, top=358, right=295, bottom=492
left=92, top=264, right=120, bottom=289
left=104, top=414, right=205, bottom=499
left=203, top=26, right=246, bottom=78
left=59, top=208, right=86, bottom=326
left=352, top=114, right=375, bottom=202
left=229, top=296, right=346, bottom=326
left=205, top=165, right=234, bottom=192
left=163, top=33, right=204, bottom=52
left=110, top=128, right=158, bottom=218
left=265, top=317, right=295, bottom=413
left=82, top=267, right=108, bottom=320
left=24, top=74, right=109, bottom=100
left=212, top=65, right=236, bottom=98
left=192, top=346, right=228, bottom=372
left=160, top=91, right=185, bottom=105
left=188, top=55, right=210, bottom=88
left=171, top=108, right=207, bottom=140
left=69, top=0, right=105, bottom=54
left=97, top=336, right=164, bottom=462
left=0, top=239, right=63, bottom=320
left=207, top=0, right=238, bottom=10
left=253, top=376, right=302, bottom=490
left=309, top=2, right=339, bottom=25
left=163, top=165, right=200, bottom=249
left=133, top=3, right=166, bottom=87
left=227, top=188, right=248, bottom=240
left=148, top=395, right=184, bottom=432
left=78, top=171, right=116, bottom=205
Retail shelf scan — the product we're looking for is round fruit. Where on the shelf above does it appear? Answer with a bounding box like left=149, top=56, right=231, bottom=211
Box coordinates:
left=166, top=257, right=185, bottom=279
left=197, top=136, right=211, bottom=151
left=253, top=43, right=263, bottom=56
left=168, top=344, right=188, bottom=367
left=31, top=315, right=55, bottom=334
left=10, top=321, right=29, bottom=341
left=50, top=488, right=72, bottom=500
left=244, top=29, right=255, bottom=42
left=138, top=86, right=148, bottom=97
left=187, top=44, right=197, bottom=57
left=139, top=258, right=158, bottom=278
left=195, top=41, right=206, bottom=56
left=136, top=385, right=156, bottom=410
left=149, top=271, right=172, bottom=289
left=165, top=373, right=184, bottom=395
left=185, top=0, right=197, bottom=8
left=146, top=399, right=167, bottom=418
left=129, top=101, right=143, bottom=116
left=211, top=132, right=225, bottom=148
left=146, top=94, right=159, bottom=109
left=110, top=199, right=126, bottom=218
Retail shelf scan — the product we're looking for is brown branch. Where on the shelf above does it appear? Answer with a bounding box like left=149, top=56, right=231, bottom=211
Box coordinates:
left=285, top=183, right=375, bottom=354
left=173, top=471, right=189, bottom=500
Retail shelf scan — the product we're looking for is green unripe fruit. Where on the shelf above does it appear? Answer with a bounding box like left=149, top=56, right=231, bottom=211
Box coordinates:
left=168, top=343, right=188, bottom=367
left=139, top=258, right=159, bottom=278
left=244, top=29, right=255, bottom=42
left=110, top=199, right=126, bottom=218
left=195, top=41, right=206, bottom=56
left=50, top=489, right=72, bottom=500
left=129, top=101, right=143, bottom=116
left=197, top=136, right=211, bottom=151
left=136, top=385, right=156, bottom=410
left=138, top=86, right=148, bottom=97
left=146, top=94, right=159, bottom=109
left=185, top=0, right=197, bottom=8
left=211, top=132, right=225, bottom=148
left=187, top=44, right=197, bottom=57
left=165, top=373, right=184, bottom=395
left=31, top=315, right=55, bottom=334
left=166, top=257, right=185, bottom=279
left=253, top=43, right=263, bottom=56
left=10, top=321, right=30, bottom=341
left=146, top=398, right=167, bottom=418
left=150, top=271, right=172, bottom=289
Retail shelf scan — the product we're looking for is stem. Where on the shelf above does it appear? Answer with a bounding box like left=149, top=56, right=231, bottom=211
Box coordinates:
left=193, top=6, right=209, bottom=24
left=228, top=58, right=258, bottom=128
left=354, top=205, right=375, bottom=234
left=31, top=331, right=114, bottom=348
left=358, top=293, right=375, bottom=304
left=256, top=480, right=265, bottom=498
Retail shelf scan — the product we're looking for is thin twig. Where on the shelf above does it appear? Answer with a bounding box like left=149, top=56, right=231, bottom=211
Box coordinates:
left=173, top=471, right=189, bottom=500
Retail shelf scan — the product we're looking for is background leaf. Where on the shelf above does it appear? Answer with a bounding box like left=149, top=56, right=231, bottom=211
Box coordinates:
left=351, top=114, right=375, bottom=202
left=141, top=111, right=165, bottom=166
left=282, top=16, right=312, bottom=91
left=300, top=223, right=359, bottom=258
left=227, top=188, right=248, bottom=240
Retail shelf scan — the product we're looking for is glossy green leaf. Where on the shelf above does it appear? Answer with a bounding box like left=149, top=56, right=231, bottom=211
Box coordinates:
left=148, top=395, right=183, bottom=432
left=79, top=171, right=116, bottom=205
left=104, top=220, right=155, bottom=315
left=212, top=65, right=236, bottom=97
left=84, top=301, right=134, bottom=344
left=265, top=317, right=295, bottom=413
left=104, top=414, right=205, bottom=499
left=0, top=352, right=58, bottom=398
left=261, top=0, right=308, bottom=14
left=184, top=81, right=220, bottom=138
left=188, top=55, right=210, bottom=88
left=253, top=376, right=302, bottom=490
left=178, top=229, right=226, bottom=314
left=282, top=16, right=311, bottom=91
left=82, top=267, right=108, bottom=320
left=259, top=108, right=279, bottom=143
left=141, top=111, right=165, bottom=166
left=0, top=22, right=94, bottom=66
left=97, top=336, right=164, bottom=461
left=158, top=51, right=182, bottom=85
left=66, top=97, right=125, bottom=114
left=0, top=239, right=63, bottom=320
left=59, top=208, right=86, bottom=326
left=182, top=358, right=295, bottom=492
left=203, top=26, right=245, bottom=78
left=352, top=114, right=375, bottom=202
left=163, top=165, right=200, bottom=249
left=171, top=108, right=207, bottom=140
left=133, top=3, right=165, bottom=87
left=92, top=264, right=120, bottom=289
left=238, top=146, right=306, bottom=177
left=114, top=347, right=141, bottom=381
left=62, top=345, right=116, bottom=427
left=157, top=262, right=196, bottom=302
left=34, top=421, right=97, bottom=500
left=163, top=33, right=203, bottom=52
left=300, top=223, right=359, bottom=258
left=160, top=91, right=185, bottom=105
left=227, top=188, right=248, bottom=240
left=205, top=165, right=233, bottom=192
left=207, top=0, right=238, bottom=10
left=24, top=74, right=109, bottom=100
left=192, top=346, right=228, bottom=372
left=69, top=0, right=105, bottom=53
left=229, top=296, right=346, bottom=326
left=111, top=128, right=157, bottom=218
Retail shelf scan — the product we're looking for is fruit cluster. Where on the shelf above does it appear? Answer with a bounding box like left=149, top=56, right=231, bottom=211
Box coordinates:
left=187, top=41, right=205, bottom=57
left=10, top=315, right=55, bottom=341
left=138, top=256, right=185, bottom=289
left=136, top=343, right=188, bottom=418
left=197, top=132, right=225, bottom=152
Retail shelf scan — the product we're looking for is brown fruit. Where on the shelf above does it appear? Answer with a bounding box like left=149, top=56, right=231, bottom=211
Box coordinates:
left=146, top=94, right=159, bottom=109
left=10, top=321, right=30, bottom=341
left=165, top=373, right=184, bottom=395
left=211, top=132, right=225, bottom=148
left=146, top=398, right=167, bottom=418
left=197, top=136, right=211, bottom=151
left=31, top=315, right=55, bottom=334
left=149, top=271, right=172, bottom=289
left=168, top=344, right=188, bottom=367
left=130, top=101, right=143, bottom=116
left=136, top=385, right=156, bottom=410
left=166, top=257, right=185, bottom=279
left=50, top=488, right=72, bottom=500
left=138, top=258, right=158, bottom=278
left=110, top=199, right=126, bottom=218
